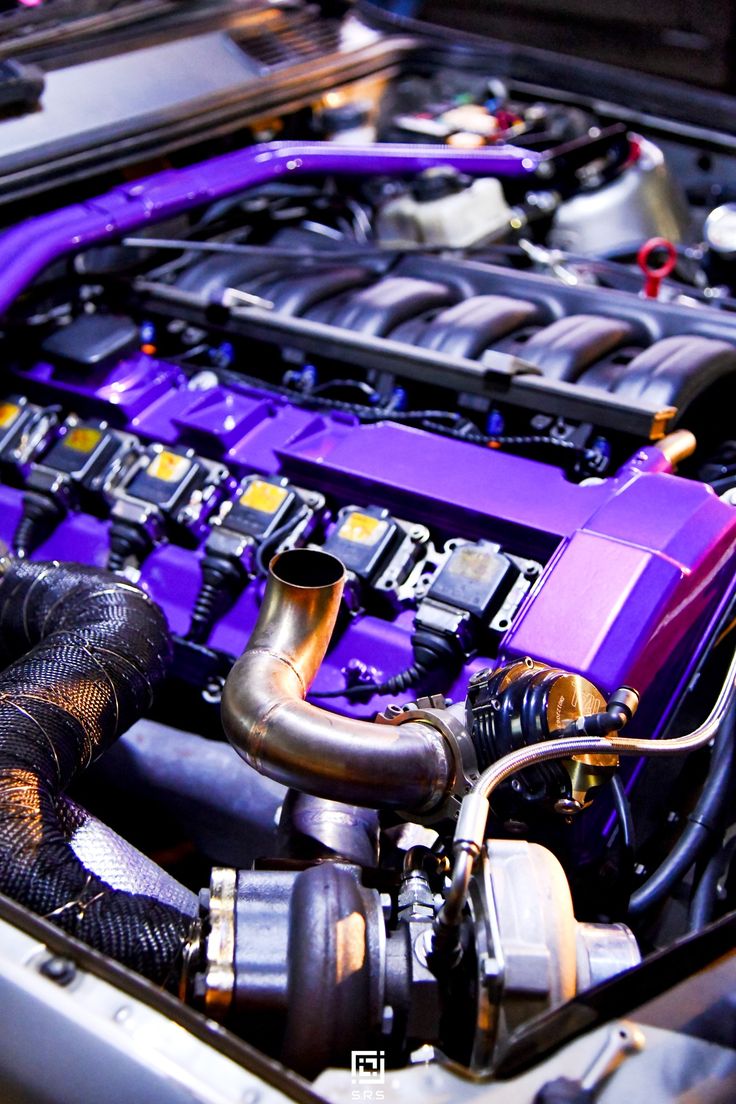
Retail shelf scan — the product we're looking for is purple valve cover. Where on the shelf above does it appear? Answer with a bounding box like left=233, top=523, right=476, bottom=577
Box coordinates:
left=276, top=419, right=736, bottom=735
left=5, top=348, right=736, bottom=738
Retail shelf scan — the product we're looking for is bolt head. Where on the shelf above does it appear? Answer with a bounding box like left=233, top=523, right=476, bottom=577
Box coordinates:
left=554, top=797, right=583, bottom=816
left=39, top=956, right=76, bottom=986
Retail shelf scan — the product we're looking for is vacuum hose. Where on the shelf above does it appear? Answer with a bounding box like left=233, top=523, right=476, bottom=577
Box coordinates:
left=0, top=557, right=195, bottom=987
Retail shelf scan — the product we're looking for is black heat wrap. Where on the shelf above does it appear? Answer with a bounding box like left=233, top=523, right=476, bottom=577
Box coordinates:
left=0, top=559, right=192, bottom=986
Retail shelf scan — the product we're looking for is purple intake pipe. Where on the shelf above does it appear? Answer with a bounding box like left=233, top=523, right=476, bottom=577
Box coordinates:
left=0, top=141, right=540, bottom=316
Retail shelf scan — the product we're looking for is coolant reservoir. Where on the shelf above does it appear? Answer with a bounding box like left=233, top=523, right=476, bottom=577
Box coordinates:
left=376, top=168, right=512, bottom=248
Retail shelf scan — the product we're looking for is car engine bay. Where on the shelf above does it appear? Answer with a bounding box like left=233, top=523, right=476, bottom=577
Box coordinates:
left=0, top=12, right=736, bottom=1101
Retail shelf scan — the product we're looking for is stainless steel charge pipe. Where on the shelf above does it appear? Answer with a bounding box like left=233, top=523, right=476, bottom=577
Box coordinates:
left=221, top=549, right=454, bottom=811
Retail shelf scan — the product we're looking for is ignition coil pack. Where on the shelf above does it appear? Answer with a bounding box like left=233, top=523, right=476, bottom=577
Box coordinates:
left=14, top=417, right=140, bottom=558
left=416, top=539, right=542, bottom=654
left=0, top=397, right=59, bottom=485
left=322, top=504, right=404, bottom=582
left=107, top=444, right=231, bottom=571
left=214, top=475, right=304, bottom=544
left=188, top=474, right=324, bottom=643
left=322, top=504, right=430, bottom=607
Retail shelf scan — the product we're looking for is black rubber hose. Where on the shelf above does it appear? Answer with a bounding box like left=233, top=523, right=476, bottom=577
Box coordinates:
left=0, top=558, right=194, bottom=987
left=689, top=848, right=724, bottom=931
left=689, top=835, right=736, bottom=931
left=628, top=706, right=736, bottom=918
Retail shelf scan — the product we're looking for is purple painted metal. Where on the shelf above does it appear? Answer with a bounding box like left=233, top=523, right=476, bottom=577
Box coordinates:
left=0, top=141, right=540, bottom=316
left=25, top=353, right=186, bottom=422
left=276, top=418, right=610, bottom=555
left=15, top=359, right=327, bottom=471
left=6, top=350, right=736, bottom=732
left=275, top=414, right=736, bottom=730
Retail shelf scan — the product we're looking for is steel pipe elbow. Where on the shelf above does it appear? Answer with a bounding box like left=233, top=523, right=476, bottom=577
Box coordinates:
left=221, top=549, right=454, bottom=812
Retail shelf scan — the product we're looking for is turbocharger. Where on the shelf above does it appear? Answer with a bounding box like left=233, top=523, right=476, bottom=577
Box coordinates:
left=198, top=548, right=640, bottom=1076
left=190, top=841, right=638, bottom=1076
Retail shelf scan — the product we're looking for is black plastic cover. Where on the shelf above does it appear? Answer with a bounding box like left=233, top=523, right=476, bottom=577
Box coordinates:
left=42, top=313, right=139, bottom=370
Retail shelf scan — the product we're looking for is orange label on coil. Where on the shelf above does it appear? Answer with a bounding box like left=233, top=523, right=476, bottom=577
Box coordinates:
left=240, top=480, right=287, bottom=515
left=65, top=427, right=103, bottom=454
left=147, top=450, right=190, bottom=483
left=338, top=512, right=386, bottom=546
left=0, top=402, right=19, bottom=429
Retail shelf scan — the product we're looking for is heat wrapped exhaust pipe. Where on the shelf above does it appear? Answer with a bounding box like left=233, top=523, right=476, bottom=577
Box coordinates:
left=0, top=557, right=195, bottom=987
left=221, top=549, right=455, bottom=812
